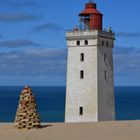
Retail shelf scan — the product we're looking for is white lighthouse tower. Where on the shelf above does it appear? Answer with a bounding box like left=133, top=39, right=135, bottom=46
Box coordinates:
left=65, top=2, right=115, bottom=122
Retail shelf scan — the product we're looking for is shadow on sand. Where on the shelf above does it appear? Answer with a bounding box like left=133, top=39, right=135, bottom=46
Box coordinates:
left=38, top=124, right=52, bottom=129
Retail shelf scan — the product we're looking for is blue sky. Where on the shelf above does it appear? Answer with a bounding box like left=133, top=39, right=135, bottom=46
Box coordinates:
left=0, top=0, right=140, bottom=86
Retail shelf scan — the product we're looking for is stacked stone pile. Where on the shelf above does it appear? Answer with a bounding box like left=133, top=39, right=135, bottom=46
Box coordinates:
left=15, top=86, right=40, bottom=129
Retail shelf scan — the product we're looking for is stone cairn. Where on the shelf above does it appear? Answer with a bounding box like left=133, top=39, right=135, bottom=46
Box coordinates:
left=15, top=86, right=41, bottom=129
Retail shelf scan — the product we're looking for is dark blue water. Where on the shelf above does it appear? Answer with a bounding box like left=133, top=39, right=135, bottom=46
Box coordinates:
left=0, top=86, right=140, bottom=122
left=115, top=86, right=140, bottom=120
left=0, top=86, right=65, bottom=122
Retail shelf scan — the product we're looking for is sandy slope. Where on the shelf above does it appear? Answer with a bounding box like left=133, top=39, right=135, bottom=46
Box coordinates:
left=0, top=121, right=140, bottom=140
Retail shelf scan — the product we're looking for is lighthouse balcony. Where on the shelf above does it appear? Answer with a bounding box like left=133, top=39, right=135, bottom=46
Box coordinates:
left=66, top=29, right=115, bottom=40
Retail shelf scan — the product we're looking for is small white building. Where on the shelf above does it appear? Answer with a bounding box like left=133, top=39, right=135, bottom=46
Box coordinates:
left=65, top=2, right=115, bottom=122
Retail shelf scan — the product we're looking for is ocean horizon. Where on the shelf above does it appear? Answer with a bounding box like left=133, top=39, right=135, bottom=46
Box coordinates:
left=0, top=86, right=140, bottom=122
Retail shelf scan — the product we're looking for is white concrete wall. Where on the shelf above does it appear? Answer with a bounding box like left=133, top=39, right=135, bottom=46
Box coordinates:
left=97, top=39, right=115, bottom=121
left=65, top=46, right=98, bottom=122
left=65, top=30, right=115, bottom=122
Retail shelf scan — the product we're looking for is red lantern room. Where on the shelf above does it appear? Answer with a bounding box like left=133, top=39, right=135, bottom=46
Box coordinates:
left=79, top=1, right=103, bottom=30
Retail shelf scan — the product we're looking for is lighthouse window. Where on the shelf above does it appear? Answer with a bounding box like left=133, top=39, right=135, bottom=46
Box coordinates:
left=80, top=70, right=84, bottom=79
left=111, top=41, right=114, bottom=47
left=106, top=41, right=109, bottom=47
left=77, top=40, right=80, bottom=46
left=85, top=40, right=88, bottom=45
left=102, top=40, right=104, bottom=46
left=79, top=107, right=83, bottom=115
left=104, top=70, right=107, bottom=80
left=104, top=53, right=107, bottom=63
left=80, top=53, right=84, bottom=61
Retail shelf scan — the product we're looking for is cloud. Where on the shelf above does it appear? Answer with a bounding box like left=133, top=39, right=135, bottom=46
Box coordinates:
left=1, top=45, right=140, bottom=86
left=0, top=48, right=67, bottom=76
left=0, top=39, right=40, bottom=48
left=116, top=32, right=140, bottom=38
left=114, top=46, right=136, bottom=55
left=30, top=23, right=63, bottom=33
left=114, top=46, right=140, bottom=78
left=0, top=1, right=39, bottom=8
left=0, top=13, right=42, bottom=23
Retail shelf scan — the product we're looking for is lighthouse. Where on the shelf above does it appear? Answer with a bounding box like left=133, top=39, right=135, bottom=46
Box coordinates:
left=65, top=2, right=115, bottom=122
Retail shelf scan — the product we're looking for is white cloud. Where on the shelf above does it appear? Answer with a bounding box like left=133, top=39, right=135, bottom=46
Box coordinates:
left=0, top=13, right=42, bottom=23
left=0, top=48, right=67, bottom=76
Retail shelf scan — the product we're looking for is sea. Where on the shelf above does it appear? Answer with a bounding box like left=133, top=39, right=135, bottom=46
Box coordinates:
left=0, top=86, right=140, bottom=122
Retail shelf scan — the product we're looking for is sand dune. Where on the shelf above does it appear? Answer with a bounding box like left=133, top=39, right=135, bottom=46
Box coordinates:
left=0, top=121, right=140, bottom=140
